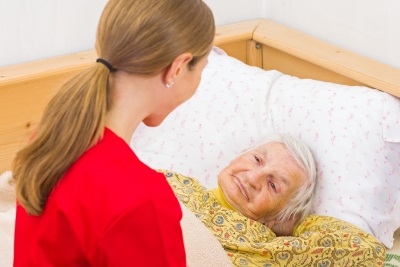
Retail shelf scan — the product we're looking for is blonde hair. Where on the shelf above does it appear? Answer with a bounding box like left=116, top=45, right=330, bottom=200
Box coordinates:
left=13, top=0, right=215, bottom=215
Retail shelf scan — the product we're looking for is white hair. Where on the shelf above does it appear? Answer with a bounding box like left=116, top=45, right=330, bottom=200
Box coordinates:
left=247, top=133, right=317, bottom=223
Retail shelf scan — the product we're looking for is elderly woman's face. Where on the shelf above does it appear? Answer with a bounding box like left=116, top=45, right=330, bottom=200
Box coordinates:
left=218, top=142, right=306, bottom=223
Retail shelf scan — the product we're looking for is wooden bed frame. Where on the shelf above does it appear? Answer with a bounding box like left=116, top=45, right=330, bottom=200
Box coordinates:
left=1, top=18, right=400, bottom=174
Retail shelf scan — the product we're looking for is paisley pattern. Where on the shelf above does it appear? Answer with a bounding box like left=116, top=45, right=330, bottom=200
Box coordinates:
left=163, top=171, right=386, bottom=267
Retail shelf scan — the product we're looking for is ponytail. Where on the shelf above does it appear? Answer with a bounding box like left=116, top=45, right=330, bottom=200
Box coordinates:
left=13, top=0, right=215, bottom=216
left=13, top=64, right=109, bottom=215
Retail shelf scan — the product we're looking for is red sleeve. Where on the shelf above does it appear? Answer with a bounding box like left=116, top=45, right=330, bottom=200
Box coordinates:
left=90, top=193, right=186, bottom=267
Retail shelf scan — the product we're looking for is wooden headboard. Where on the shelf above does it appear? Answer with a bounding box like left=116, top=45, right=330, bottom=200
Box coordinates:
left=1, top=18, right=399, bottom=173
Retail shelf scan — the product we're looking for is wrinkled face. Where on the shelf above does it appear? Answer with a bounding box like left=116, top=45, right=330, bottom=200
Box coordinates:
left=218, top=142, right=306, bottom=223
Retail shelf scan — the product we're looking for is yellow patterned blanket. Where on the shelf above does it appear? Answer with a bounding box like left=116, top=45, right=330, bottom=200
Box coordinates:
left=162, top=170, right=386, bottom=267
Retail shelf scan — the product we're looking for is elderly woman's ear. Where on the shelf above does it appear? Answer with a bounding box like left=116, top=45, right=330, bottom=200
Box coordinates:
left=265, top=215, right=300, bottom=236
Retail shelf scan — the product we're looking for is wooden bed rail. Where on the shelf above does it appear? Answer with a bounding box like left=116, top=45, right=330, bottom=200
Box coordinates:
left=207, top=19, right=400, bottom=97
left=0, top=51, right=97, bottom=173
left=253, top=19, right=400, bottom=97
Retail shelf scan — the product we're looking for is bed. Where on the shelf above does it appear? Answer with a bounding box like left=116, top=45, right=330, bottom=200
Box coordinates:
left=1, top=19, right=399, bottom=266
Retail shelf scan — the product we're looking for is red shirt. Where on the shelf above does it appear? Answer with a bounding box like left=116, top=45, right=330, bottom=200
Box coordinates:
left=14, top=128, right=186, bottom=266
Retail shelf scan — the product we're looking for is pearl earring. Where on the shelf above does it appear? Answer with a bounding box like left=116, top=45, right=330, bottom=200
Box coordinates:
left=165, top=81, right=174, bottom=88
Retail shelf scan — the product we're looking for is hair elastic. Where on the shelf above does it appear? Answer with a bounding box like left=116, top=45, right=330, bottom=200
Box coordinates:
left=96, top=58, right=114, bottom=72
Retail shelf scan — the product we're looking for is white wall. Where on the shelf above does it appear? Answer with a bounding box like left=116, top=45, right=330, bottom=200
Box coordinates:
left=204, top=0, right=264, bottom=26
left=264, top=0, right=400, bottom=69
left=0, top=0, right=264, bottom=67
left=0, top=0, right=108, bottom=67
left=2, top=1, right=398, bottom=69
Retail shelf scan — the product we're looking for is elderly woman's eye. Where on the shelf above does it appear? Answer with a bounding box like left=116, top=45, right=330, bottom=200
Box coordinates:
left=254, top=155, right=261, bottom=163
left=270, top=182, right=276, bottom=191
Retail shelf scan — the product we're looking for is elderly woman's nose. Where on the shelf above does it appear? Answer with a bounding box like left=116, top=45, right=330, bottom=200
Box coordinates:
left=247, top=171, right=263, bottom=189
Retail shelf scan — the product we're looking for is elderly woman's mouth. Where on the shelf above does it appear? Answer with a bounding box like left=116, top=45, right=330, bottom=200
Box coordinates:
left=234, top=176, right=249, bottom=201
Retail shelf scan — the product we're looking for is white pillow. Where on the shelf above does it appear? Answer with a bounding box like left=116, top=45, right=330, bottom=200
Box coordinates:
left=266, top=74, right=400, bottom=248
left=131, top=47, right=280, bottom=188
left=131, top=47, right=400, bottom=248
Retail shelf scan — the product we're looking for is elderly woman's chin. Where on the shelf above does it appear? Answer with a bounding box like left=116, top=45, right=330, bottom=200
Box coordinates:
left=217, top=172, right=245, bottom=213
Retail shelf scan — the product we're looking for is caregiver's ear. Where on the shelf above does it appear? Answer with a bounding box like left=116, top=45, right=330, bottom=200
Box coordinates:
left=164, top=52, right=193, bottom=84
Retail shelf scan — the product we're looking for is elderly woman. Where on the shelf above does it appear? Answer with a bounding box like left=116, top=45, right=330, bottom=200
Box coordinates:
left=215, top=133, right=316, bottom=236
left=162, top=133, right=386, bottom=266
left=166, top=133, right=316, bottom=233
